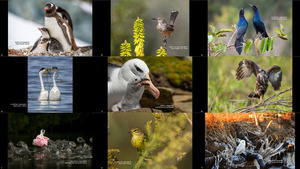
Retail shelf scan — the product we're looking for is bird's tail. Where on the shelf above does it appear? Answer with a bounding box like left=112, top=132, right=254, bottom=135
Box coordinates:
left=248, top=92, right=260, bottom=99
left=234, top=37, right=243, bottom=55
left=169, top=11, right=179, bottom=26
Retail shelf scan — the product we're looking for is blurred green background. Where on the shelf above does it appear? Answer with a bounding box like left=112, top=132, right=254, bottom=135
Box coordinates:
left=208, top=56, right=292, bottom=112
left=108, top=112, right=192, bottom=169
left=208, top=0, right=292, bottom=56
left=111, top=0, right=189, bottom=56
left=108, top=56, right=192, bottom=91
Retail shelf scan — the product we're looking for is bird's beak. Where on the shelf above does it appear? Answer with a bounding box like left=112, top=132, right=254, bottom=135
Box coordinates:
left=248, top=3, right=253, bottom=8
left=152, top=18, right=157, bottom=20
left=45, top=7, right=49, bottom=10
left=38, top=28, right=42, bottom=31
left=143, top=74, right=160, bottom=99
left=242, top=6, right=245, bottom=10
left=139, top=78, right=150, bottom=86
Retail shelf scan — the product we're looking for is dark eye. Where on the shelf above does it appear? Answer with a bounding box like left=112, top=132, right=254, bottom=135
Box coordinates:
left=134, top=65, right=143, bottom=73
left=135, top=79, right=138, bottom=81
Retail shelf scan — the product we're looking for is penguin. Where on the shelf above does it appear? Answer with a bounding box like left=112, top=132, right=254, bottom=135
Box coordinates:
left=30, top=28, right=49, bottom=54
left=56, top=6, right=73, bottom=30
left=44, top=3, right=78, bottom=52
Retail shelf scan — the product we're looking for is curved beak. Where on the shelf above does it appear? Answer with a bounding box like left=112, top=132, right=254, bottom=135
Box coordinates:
left=143, top=74, right=160, bottom=99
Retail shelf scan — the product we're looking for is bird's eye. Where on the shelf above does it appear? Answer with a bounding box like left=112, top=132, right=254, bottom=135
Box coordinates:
left=135, top=79, right=138, bottom=81
left=134, top=65, right=143, bottom=73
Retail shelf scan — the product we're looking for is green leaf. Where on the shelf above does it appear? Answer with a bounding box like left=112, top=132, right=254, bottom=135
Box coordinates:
left=260, top=38, right=268, bottom=54
left=254, top=39, right=261, bottom=55
left=274, top=28, right=281, bottom=35
left=280, top=24, right=285, bottom=33
left=216, top=29, right=233, bottom=36
left=268, top=37, right=274, bottom=51
left=244, top=39, right=253, bottom=54
left=208, top=35, right=213, bottom=43
left=210, top=25, right=216, bottom=33
left=217, top=34, right=227, bottom=37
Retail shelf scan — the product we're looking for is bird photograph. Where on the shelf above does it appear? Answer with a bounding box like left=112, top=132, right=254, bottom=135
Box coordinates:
left=208, top=56, right=292, bottom=112
left=108, top=56, right=192, bottom=113
left=7, top=113, right=94, bottom=169
left=111, top=0, right=188, bottom=56
left=208, top=0, right=292, bottom=56
left=205, top=112, right=295, bottom=169
left=28, top=57, right=73, bottom=113
left=8, top=0, right=92, bottom=56
left=108, top=112, right=192, bottom=169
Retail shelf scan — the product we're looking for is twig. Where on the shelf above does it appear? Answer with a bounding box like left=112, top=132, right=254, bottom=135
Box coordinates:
left=232, top=87, right=292, bottom=112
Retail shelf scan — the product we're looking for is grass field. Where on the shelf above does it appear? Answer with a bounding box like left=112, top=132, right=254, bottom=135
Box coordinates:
left=208, top=56, right=292, bottom=112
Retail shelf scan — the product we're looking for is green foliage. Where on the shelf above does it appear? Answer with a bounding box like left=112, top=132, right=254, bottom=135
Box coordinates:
left=208, top=25, right=233, bottom=56
left=111, top=0, right=147, bottom=56
left=260, top=38, right=268, bottom=54
left=208, top=0, right=292, bottom=56
left=244, top=39, right=253, bottom=54
left=275, top=24, right=288, bottom=40
left=108, top=57, right=192, bottom=90
left=208, top=57, right=292, bottom=112
left=108, top=149, right=120, bottom=169
left=156, top=46, right=167, bottom=57
left=133, top=17, right=145, bottom=56
left=120, top=40, right=132, bottom=57
left=134, top=113, right=192, bottom=169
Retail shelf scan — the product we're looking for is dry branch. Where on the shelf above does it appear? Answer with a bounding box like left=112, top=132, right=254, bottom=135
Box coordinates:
left=232, top=87, right=292, bottom=113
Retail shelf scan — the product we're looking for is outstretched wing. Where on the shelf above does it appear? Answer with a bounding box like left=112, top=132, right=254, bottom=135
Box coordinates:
left=236, top=59, right=260, bottom=80
left=266, top=65, right=282, bottom=91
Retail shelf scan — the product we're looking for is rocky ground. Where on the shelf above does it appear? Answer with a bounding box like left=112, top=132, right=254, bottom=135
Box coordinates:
left=8, top=46, right=92, bottom=56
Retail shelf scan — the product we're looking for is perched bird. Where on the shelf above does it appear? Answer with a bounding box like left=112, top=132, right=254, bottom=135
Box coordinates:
left=44, top=3, right=78, bottom=52
left=108, top=59, right=160, bottom=111
left=130, top=128, right=148, bottom=155
left=49, top=67, right=61, bottom=101
left=33, top=129, right=49, bottom=147
left=248, top=4, right=269, bottom=39
left=235, top=6, right=248, bottom=55
left=236, top=59, right=282, bottom=102
left=235, top=140, right=246, bottom=155
left=152, top=11, right=179, bottom=47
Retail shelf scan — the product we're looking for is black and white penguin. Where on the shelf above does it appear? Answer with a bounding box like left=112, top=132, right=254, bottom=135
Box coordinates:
left=39, top=28, right=63, bottom=54
left=30, top=28, right=49, bottom=54
left=56, top=6, right=73, bottom=30
left=44, top=3, right=78, bottom=52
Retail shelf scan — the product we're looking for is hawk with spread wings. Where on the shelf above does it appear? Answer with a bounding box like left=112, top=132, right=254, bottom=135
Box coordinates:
left=236, top=59, right=282, bottom=102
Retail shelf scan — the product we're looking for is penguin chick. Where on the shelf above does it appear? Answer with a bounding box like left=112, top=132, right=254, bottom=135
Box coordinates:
left=30, top=28, right=50, bottom=54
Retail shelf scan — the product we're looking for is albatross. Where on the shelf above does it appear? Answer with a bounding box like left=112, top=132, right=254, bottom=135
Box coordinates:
left=108, top=59, right=160, bottom=111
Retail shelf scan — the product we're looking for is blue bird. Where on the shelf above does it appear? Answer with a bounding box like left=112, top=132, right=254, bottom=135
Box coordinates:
left=235, top=6, right=248, bottom=55
left=249, top=4, right=269, bottom=39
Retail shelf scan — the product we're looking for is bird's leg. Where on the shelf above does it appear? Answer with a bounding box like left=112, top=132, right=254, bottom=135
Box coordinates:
left=163, top=37, right=167, bottom=49
left=252, top=33, right=257, bottom=42
left=260, top=95, right=263, bottom=103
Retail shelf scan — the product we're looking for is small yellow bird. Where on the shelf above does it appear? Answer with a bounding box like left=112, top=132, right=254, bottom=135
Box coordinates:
left=130, top=128, right=148, bottom=154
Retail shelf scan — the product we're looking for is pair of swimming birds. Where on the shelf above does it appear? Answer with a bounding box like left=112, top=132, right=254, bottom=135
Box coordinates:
left=38, top=67, right=61, bottom=101
left=30, top=3, right=77, bottom=54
